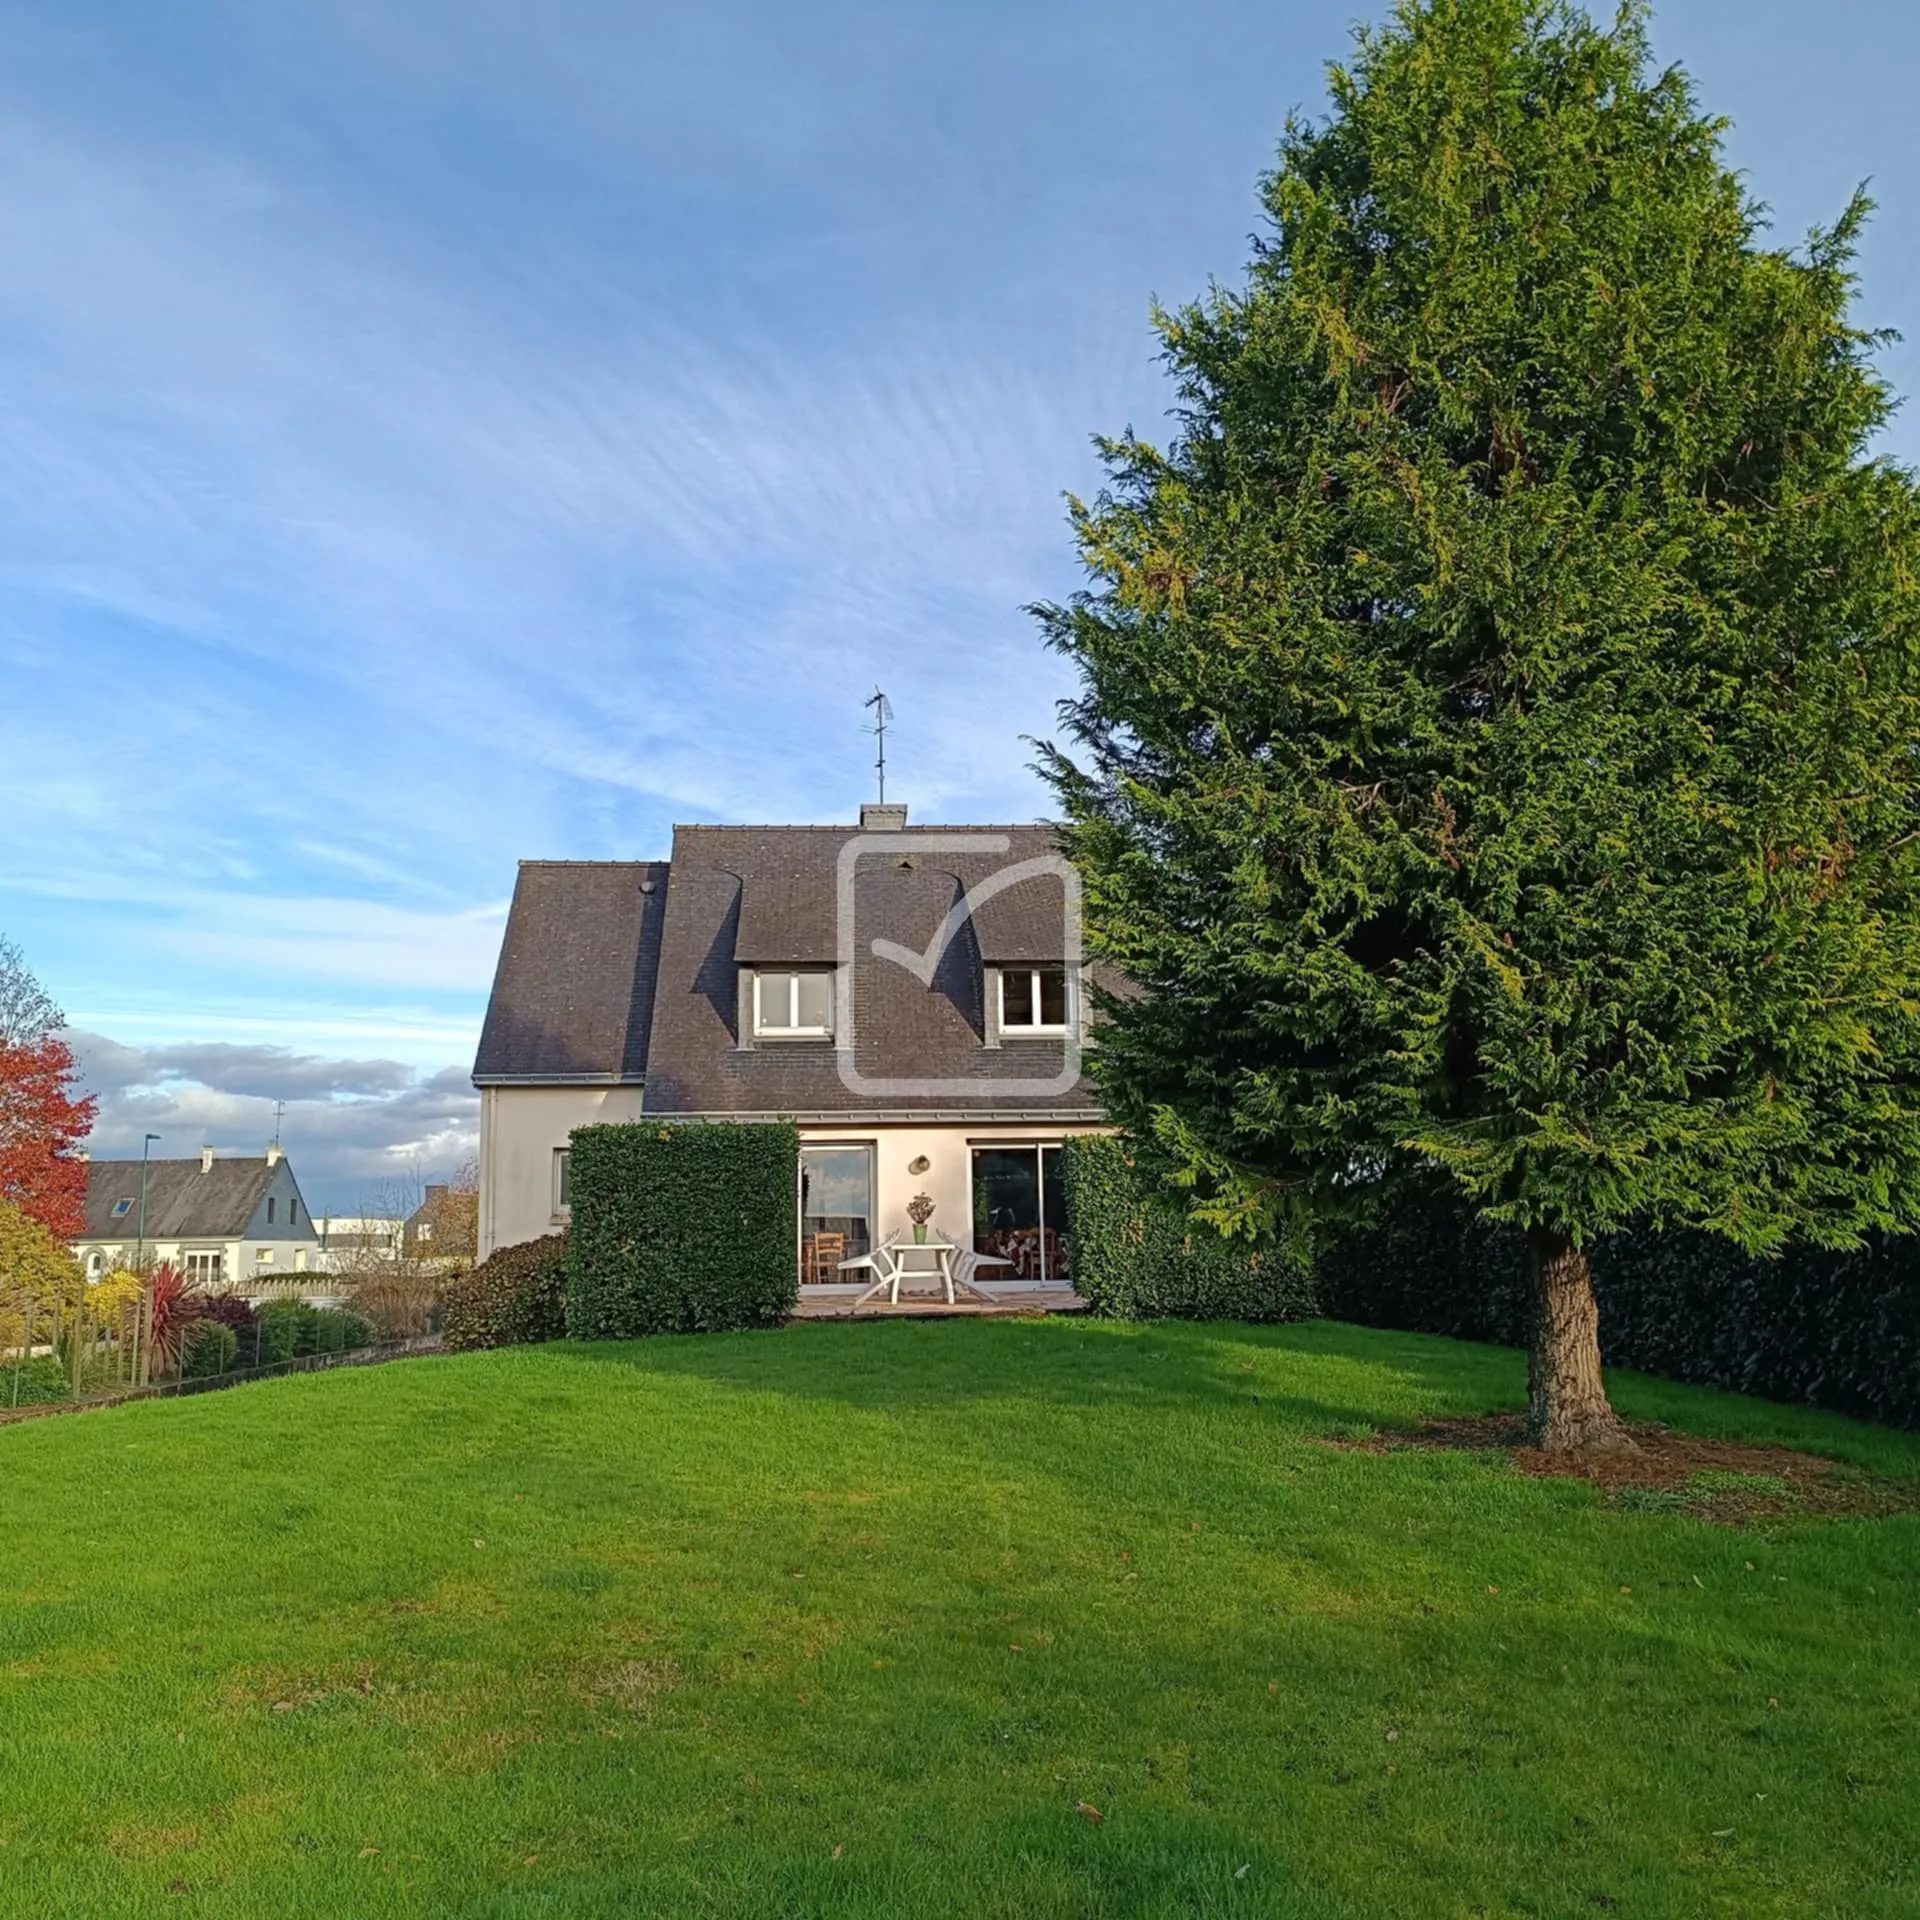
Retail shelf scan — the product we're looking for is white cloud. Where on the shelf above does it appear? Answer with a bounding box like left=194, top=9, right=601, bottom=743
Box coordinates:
left=71, top=1029, right=477, bottom=1211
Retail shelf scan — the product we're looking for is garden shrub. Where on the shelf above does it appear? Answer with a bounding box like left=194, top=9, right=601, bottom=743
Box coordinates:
left=252, top=1300, right=379, bottom=1362
left=566, top=1122, right=799, bottom=1338
left=1062, top=1136, right=1319, bottom=1323
left=181, top=1320, right=239, bottom=1378
left=198, top=1292, right=257, bottom=1346
left=442, top=1233, right=569, bottom=1351
left=254, top=1298, right=313, bottom=1364
left=1320, top=1204, right=1920, bottom=1431
left=3, top=1352, right=71, bottom=1406
left=257, top=1297, right=309, bottom=1359
left=308, top=1307, right=377, bottom=1354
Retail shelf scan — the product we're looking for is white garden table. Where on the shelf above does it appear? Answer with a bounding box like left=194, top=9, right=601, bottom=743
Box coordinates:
left=839, top=1234, right=1010, bottom=1306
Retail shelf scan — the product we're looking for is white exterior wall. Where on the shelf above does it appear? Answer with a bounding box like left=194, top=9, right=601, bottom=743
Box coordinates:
left=477, top=1088, right=1109, bottom=1279
left=799, top=1120, right=1109, bottom=1285
left=479, top=1083, right=645, bottom=1258
left=68, top=1236, right=326, bottom=1291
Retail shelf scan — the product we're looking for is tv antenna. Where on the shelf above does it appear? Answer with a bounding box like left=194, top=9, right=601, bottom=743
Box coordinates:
left=863, top=687, right=893, bottom=805
left=272, top=1100, right=286, bottom=1148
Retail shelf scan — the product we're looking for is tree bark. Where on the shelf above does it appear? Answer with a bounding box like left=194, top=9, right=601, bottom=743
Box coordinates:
left=1525, top=1228, right=1633, bottom=1453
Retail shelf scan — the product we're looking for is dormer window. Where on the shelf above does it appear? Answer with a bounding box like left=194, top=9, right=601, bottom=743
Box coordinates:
left=754, top=969, right=834, bottom=1039
left=999, top=966, right=1073, bottom=1035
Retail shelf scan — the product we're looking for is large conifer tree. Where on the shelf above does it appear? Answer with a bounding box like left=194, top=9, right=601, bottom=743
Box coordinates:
left=1039, top=0, right=1920, bottom=1449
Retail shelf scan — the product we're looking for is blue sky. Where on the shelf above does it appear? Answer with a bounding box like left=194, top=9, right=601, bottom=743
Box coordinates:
left=3, top=0, right=1917, bottom=1210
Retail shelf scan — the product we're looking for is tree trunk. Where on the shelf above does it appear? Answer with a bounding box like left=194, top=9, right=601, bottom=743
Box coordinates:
left=1525, top=1228, right=1633, bottom=1453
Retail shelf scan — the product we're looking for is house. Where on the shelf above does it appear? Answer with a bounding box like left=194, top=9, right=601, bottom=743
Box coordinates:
left=402, top=1183, right=478, bottom=1271
left=472, top=803, right=1108, bottom=1290
left=70, top=1145, right=322, bottom=1294
left=313, top=1215, right=406, bottom=1270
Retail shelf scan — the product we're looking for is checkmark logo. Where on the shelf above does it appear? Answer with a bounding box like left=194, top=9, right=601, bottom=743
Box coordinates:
left=868, top=855, right=1068, bottom=983
left=834, top=831, right=1085, bottom=1100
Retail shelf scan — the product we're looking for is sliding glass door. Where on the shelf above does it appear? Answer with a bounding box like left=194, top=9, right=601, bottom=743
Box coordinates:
left=970, top=1144, right=1071, bottom=1283
left=800, top=1144, right=874, bottom=1284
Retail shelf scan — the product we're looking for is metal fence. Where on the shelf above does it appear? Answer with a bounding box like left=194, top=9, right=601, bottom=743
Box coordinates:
left=2, top=1271, right=444, bottom=1419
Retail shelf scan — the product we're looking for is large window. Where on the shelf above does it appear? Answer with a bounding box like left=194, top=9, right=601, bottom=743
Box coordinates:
left=755, top=970, right=834, bottom=1038
left=183, top=1251, right=224, bottom=1285
left=971, top=1144, right=1071, bottom=1283
left=999, top=967, right=1072, bottom=1034
left=800, top=1143, right=874, bottom=1283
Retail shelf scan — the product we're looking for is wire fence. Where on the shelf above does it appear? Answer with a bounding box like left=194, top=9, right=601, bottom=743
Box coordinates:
left=2, top=1268, right=448, bottom=1420
left=1, top=1325, right=445, bottom=1423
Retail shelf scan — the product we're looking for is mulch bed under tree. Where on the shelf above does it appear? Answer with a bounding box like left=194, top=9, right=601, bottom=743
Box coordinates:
left=1339, top=1415, right=1920, bottom=1525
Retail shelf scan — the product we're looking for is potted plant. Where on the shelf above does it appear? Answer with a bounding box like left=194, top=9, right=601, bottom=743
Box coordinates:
left=907, top=1193, right=935, bottom=1245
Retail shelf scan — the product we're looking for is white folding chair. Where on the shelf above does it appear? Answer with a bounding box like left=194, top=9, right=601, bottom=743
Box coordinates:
left=843, top=1243, right=905, bottom=1306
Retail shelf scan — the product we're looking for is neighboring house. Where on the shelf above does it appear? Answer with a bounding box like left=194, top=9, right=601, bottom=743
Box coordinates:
left=70, top=1145, right=322, bottom=1294
left=314, top=1215, right=406, bottom=1270
left=403, top=1184, right=479, bottom=1271
left=473, top=803, right=1109, bottom=1289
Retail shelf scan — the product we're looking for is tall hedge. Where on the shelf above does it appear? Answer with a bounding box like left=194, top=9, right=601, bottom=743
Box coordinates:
left=1321, top=1207, right=1920, bottom=1431
left=1062, top=1136, right=1318, bottom=1323
left=565, top=1122, right=799, bottom=1338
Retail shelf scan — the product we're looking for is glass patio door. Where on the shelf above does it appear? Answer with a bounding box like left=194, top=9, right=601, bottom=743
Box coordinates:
left=799, top=1145, right=874, bottom=1284
left=970, top=1145, right=1071, bottom=1283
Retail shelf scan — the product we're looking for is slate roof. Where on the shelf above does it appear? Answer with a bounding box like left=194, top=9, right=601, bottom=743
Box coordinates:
left=472, top=861, right=669, bottom=1082
left=79, top=1158, right=280, bottom=1240
left=472, top=821, right=1102, bottom=1115
left=645, top=823, right=1097, bottom=1116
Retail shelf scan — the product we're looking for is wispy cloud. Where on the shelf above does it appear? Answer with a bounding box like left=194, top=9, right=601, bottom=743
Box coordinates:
left=4, top=0, right=1914, bottom=1176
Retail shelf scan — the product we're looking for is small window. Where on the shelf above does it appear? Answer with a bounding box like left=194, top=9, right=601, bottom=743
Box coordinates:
left=110, top=1198, right=133, bottom=1219
left=754, top=969, right=833, bottom=1037
left=289, top=1199, right=298, bottom=1226
left=255, top=1249, right=276, bottom=1267
left=999, top=967, right=1073, bottom=1034
left=555, top=1147, right=572, bottom=1213
left=87, top=1251, right=104, bottom=1276
left=266, top=1198, right=277, bottom=1225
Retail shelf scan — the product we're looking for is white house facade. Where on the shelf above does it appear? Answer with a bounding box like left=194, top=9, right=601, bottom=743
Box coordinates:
left=472, top=806, right=1111, bottom=1292
left=70, top=1145, right=323, bottom=1295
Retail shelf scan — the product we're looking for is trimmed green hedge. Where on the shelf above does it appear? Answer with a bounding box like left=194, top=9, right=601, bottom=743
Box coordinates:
left=1320, top=1205, right=1920, bottom=1431
left=1062, top=1135, right=1319, bottom=1323
left=443, top=1234, right=569, bottom=1352
left=566, top=1122, right=799, bottom=1338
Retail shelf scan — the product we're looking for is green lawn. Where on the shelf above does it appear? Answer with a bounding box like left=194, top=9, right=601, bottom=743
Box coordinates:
left=3, top=1319, right=1917, bottom=1919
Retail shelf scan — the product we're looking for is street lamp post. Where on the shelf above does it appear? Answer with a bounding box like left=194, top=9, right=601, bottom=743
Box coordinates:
left=135, top=1133, right=161, bottom=1270
left=133, top=1133, right=161, bottom=1388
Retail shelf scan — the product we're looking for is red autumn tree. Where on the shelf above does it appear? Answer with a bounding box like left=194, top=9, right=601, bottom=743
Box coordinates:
left=0, top=937, right=97, bottom=1239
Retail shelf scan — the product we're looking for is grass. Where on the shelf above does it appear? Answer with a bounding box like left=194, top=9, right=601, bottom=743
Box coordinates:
left=2, top=1316, right=1918, bottom=1919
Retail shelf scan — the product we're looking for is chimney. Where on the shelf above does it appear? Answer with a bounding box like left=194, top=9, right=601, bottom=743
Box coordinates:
left=860, top=802, right=908, bottom=831
left=201, top=1146, right=215, bottom=1173
left=266, top=1142, right=283, bottom=1168
left=76, top=1149, right=90, bottom=1162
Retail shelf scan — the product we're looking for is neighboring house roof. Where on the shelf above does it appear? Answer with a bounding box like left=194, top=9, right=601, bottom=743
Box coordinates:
left=472, top=860, right=669, bottom=1083
left=77, top=1157, right=285, bottom=1240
